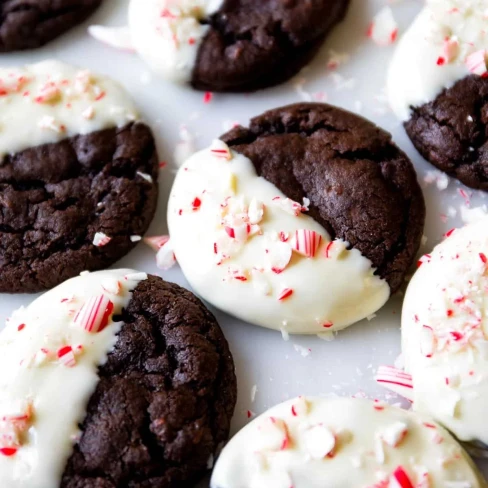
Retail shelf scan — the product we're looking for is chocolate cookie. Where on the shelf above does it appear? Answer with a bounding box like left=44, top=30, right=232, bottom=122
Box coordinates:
left=61, top=274, right=237, bottom=487
left=128, top=0, right=350, bottom=91
left=0, top=61, right=159, bottom=294
left=405, top=75, right=488, bottom=191
left=0, top=269, right=237, bottom=487
left=221, top=103, right=425, bottom=293
left=167, top=103, right=425, bottom=335
left=0, top=0, right=102, bottom=52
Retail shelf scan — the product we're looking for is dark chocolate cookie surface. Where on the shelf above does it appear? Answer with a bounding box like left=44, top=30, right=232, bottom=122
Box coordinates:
left=221, top=103, right=426, bottom=292
left=405, top=75, right=488, bottom=191
left=0, top=0, right=101, bottom=52
left=61, top=275, right=237, bottom=488
left=192, top=0, right=350, bottom=92
left=0, top=122, right=158, bottom=293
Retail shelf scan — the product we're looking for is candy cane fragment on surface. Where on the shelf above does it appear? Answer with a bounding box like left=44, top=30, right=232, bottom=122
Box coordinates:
left=375, top=366, right=414, bottom=402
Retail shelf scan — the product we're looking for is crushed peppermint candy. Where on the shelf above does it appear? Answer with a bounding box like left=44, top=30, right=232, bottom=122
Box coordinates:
left=92, top=232, right=111, bottom=247
left=156, top=238, right=177, bottom=270
left=367, top=7, right=398, bottom=46
left=74, top=295, right=114, bottom=333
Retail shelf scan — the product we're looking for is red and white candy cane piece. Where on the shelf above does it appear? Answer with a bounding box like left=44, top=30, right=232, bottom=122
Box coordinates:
left=209, top=139, right=232, bottom=161
left=248, top=198, right=264, bottom=224
left=291, top=229, right=322, bottom=258
left=278, top=288, right=293, bottom=301
left=375, top=366, right=414, bottom=402
left=390, top=466, right=414, bottom=488
left=367, top=7, right=398, bottom=46
left=57, top=346, right=76, bottom=367
left=143, top=235, right=170, bottom=252
left=271, top=196, right=303, bottom=217
left=466, top=49, right=488, bottom=77
left=420, top=325, right=436, bottom=358
left=291, top=396, right=309, bottom=417
left=268, top=241, right=292, bottom=274
left=380, top=421, right=408, bottom=447
left=437, top=37, right=459, bottom=65
left=303, top=424, right=336, bottom=459
left=256, top=417, right=290, bottom=451
left=156, top=238, right=177, bottom=270
left=225, top=223, right=250, bottom=243
left=92, top=232, right=112, bottom=247
left=74, top=295, right=114, bottom=333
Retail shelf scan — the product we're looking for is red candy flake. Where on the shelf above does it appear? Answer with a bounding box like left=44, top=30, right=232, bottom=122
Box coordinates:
left=0, top=447, right=17, bottom=457
left=450, top=330, right=463, bottom=342
left=278, top=288, right=293, bottom=301
left=191, top=197, right=202, bottom=211
left=57, top=346, right=76, bottom=367
left=17, top=324, right=25, bottom=332
left=447, top=309, right=454, bottom=317
left=390, top=466, right=414, bottom=488
left=203, top=91, right=213, bottom=104
left=480, top=252, right=487, bottom=264
left=74, top=295, right=114, bottom=334
left=278, top=232, right=289, bottom=243
left=417, top=254, right=431, bottom=267
left=94, top=91, right=106, bottom=101
left=324, top=241, right=334, bottom=258
left=322, top=321, right=334, bottom=328
left=444, top=228, right=455, bottom=238
left=291, top=229, right=322, bottom=258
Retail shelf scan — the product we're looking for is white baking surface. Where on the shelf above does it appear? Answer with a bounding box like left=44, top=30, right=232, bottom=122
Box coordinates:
left=1, top=0, right=488, bottom=482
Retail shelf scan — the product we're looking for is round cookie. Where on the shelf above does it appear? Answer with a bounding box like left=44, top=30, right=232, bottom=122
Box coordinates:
left=0, top=0, right=101, bottom=52
left=167, top=103, right=425, bottom=334
left=387, top=0, right=488, bottom=190
left=128, top=0, right=350, bottom=91
left=397, top=218, right=488, bottom=450
left=210, top=397, right=486, bottom=488
left=0, top=269, right=237, bottom=488
left=0, top=61, right=159, bottom=293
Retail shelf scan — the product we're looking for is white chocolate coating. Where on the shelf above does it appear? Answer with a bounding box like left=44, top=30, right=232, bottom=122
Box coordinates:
left=168, top=142, right=390, bottom=335
left=128, top=0, right=223, bottom=83
left=0, top=60, right=138, bottom=158
left=0, top=269, right=147, bottom=488
left=211, top=397, right=486, bottom=488
left=403, top=218, right=488, bottom=446
left=387, top=0, right=488, bottom=121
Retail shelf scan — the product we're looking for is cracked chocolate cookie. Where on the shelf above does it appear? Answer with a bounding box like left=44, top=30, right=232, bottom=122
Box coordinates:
left=0, top=0, right=102, bottom=52
left=387, top=0, right=488, bottom=190
left=405, top=76, right=488, bottom=191
left=0, top=269, right=237, bottom=487
left=0, top=61, right=158, bottom=293
left=167, top=103, right=425, bottom=335
left=127, top=0, right=350, bottom=91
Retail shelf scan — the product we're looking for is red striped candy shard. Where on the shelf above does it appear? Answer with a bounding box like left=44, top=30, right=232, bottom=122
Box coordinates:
left=74, top=295, right=114, bottom=333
